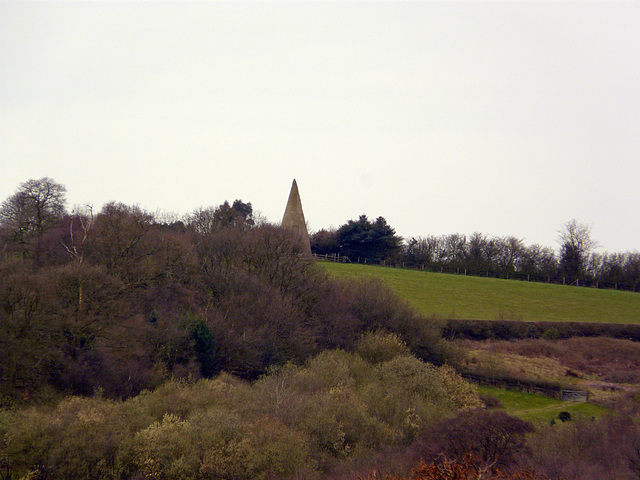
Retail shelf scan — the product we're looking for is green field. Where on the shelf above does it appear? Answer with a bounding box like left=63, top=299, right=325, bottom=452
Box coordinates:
left=321, top=262, right=640, bottom=324
left=478, top=386, right=607, bottom=424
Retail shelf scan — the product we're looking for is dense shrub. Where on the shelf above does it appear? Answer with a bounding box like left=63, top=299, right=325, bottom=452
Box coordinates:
left=418, top=410, right=535, bottom=472
left=355, top=332, right=411, bottom=364
left=0, top=396, right=129, bottom=480
left=0, top=346, right=479, bottom=480
left=443, top=319, right=640, bottom=342
left=479, top=393, right=503, bottom=409
left=357, top=455, right=550, bottom=480
left=525, top=415, right=640, bottom=480
left=1, top=198, right=453, bottom=403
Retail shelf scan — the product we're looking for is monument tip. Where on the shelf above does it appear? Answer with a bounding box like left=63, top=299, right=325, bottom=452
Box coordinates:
left=282, top=179, right=311, bottom=254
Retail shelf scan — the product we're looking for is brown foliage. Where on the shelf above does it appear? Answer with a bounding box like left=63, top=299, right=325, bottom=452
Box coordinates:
left=1, top=190, right=454, bottom=403
left=418, top=410, right=535, bottom=473
left=462, top=337, right=640, bottom=384
left=525, top=414, right=640, bottom=480
left=358, top=454, right=549, bottom=480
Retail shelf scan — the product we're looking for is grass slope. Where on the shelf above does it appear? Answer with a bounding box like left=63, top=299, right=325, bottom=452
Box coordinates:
left=321, top=262, right=640, bottom=324
left=478, top=386, right=606, bottom=424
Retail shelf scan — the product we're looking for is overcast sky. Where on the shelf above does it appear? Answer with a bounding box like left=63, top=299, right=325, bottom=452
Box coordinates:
left=2, top=1, right=639, bottom=253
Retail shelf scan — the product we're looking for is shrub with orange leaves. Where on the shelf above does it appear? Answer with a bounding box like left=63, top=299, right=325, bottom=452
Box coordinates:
left=358, top=454, right=550, bottom=480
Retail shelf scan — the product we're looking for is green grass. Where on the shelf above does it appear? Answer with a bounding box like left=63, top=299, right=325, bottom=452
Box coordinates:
left=478, top=385, right=607, bottom=424
left=321, top=262, right=640, bottom=323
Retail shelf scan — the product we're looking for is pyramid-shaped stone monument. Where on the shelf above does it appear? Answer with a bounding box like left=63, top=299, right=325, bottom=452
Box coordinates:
left=282, top=179, right=311, bottom=254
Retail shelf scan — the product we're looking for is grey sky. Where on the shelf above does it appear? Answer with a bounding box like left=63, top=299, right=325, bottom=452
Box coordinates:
left=2, top=1, right=639, bottom=253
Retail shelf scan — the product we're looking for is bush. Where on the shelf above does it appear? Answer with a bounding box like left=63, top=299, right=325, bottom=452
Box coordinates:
left=357, top=454, right=550, bottom=479
left=362, top=356, right=481, bottom=442
left=541, top=327, right=559, bottom=340
left=0, top=396, right=128, bottom=480
left=130, top=413, right=198, bottom=480
left=355, top=331, right=411, bottom=364
left=526, top=415, right=640, bottom=480
left=480, top=393, right=503, bottom=409
left=418, top=410, right=535, bottom=472
left=443, top=319, right=640, bottom=342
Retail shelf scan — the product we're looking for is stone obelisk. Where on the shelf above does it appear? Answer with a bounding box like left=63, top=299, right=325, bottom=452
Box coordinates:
left=282, top=179, right=311, bottom=254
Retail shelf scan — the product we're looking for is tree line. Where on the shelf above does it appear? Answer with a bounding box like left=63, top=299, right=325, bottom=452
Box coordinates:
left=0, top=178, right=450, bottom=404
left=311, top=216, right=640, bottom=291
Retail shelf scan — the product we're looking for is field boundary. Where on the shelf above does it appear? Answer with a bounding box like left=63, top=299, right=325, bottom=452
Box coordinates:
left=461, top=372, right=588, bottom=401
left=443, top=319, right=640, bottom=341
left=312, top=253, right=639, bottom=293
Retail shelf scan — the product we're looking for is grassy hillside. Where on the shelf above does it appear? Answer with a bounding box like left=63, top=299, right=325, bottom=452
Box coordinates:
left=478, top=386, right=606, bottom=424
left=321, top=262, right=640, bottom=323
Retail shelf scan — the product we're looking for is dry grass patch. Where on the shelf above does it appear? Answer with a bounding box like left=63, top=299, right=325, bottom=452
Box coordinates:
left=462, top=348, right=585, bottom=387
left=459, top=337, right=640, bottom=386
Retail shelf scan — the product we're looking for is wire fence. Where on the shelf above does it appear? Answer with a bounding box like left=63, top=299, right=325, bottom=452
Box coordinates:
left=459, top=372, right=589, bottom=402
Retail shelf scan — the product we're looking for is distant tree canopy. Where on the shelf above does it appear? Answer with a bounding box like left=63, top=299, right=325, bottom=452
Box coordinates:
left=310, top=213, right=638, bottom=290
left=0, top=177, right=67, bottom=262
left=335, top=214, right=403, bottom=262
left=309, top=228, right=340, bottom=256
left=403, top=233, right=558, bottom=277
left=558, top=219, right=599, bottom=282
left=186, top=199, right=254, bottom=234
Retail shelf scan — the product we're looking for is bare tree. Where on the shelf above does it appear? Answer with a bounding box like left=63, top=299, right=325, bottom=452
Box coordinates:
left=0, top=177, right=67, bottom=261
left=495, top=236, right=526, bottom=274
left=61, top=207, right=94, bottom=314
left=443, top=233, right=467, bottom=267
left=422, top=409, right=535, bottom=474
left=521, top=244, right=557, bottom=277
left=467, top=232, right=503, bottom=273
left=558, top=219, right=599, bottom=282
left=186, top=200, right=254, bottom=235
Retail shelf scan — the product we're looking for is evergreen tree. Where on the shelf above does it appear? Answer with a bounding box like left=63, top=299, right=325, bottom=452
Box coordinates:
left=336, top=214, right=402, bottom=261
